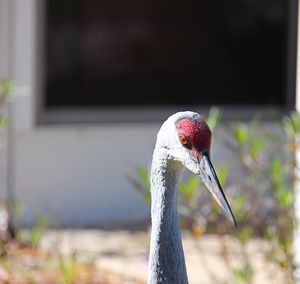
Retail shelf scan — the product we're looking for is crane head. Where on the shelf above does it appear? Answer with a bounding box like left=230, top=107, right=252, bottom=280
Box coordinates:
left=157, top=111, right=237, bottom=228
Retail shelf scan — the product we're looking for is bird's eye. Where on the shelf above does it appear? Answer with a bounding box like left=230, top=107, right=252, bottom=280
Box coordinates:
left=179, top=134, right=188, bottom=146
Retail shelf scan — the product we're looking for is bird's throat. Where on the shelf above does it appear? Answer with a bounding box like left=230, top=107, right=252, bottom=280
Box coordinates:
left=148, top=149, right=188, bottom=284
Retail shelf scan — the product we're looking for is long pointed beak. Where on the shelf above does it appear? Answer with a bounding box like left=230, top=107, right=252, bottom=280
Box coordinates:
left=198, top=151, right=237, bottom=228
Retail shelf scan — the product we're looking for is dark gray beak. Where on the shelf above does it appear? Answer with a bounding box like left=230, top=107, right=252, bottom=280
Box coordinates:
left=198, top=151, right=237, bottom=228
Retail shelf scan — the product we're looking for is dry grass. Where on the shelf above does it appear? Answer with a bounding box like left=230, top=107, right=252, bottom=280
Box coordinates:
left=0, top=240, right=144, bottom=284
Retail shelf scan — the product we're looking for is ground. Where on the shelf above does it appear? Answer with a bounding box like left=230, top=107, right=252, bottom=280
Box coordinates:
left=0, top=229, right=288, bottom=283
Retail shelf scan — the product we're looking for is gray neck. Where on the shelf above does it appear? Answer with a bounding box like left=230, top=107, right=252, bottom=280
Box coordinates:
left=148, top=148, right=188, bottom=284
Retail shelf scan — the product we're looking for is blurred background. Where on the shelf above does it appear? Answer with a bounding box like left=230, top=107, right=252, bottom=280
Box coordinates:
left=0, top=0, right=299, bottom=283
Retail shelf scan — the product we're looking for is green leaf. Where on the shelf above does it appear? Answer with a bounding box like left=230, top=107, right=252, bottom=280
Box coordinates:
left=271, top=158, right=284, bottom=185
left=237, top=226, right=253, bottom=244
left=277, top=187, right=294, bottom=208
left=135, top=166, right=152, bottom=207
left=216, top=165, right=228, bottom=188
left=234, top=194, right=247, bottom=214
left=234, top=124, right=249, bottom=143
left=136, top=166, right=150, bottom=190
left=28, top=211, right=50, bottom=246
left=249, top=137, right=265, bottom=159
left=234, top=264, right=253, bottom=282
left=283, top=111, right=300, bottom=138
left=290, top=111, right=300, bottom=134
left=0, top=80, right=13, bottom=106
left=206, top=107, right=223, bottom=131
left=179, top=175, right=199, bottom=197
left=265, top=225, right=276, bottom=240
left=0, top=116, right=9, bottom=126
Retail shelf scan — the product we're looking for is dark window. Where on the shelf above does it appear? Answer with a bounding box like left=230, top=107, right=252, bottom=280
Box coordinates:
left=44, top=0, right=295, bottom=109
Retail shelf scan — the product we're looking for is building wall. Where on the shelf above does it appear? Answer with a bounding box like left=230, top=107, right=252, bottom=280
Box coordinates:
left=0, top=0, right=295, bottom=227
left=0, top=0, right=11, bottom=205
left=14, top=125, right=156, bottom=226
left=0, top=0, right=158, bottom=226
left=0, top=0, right=10, bottom=79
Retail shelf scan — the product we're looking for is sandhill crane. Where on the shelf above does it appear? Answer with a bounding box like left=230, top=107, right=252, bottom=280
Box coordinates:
left=148, top=111, right=236, bottom=284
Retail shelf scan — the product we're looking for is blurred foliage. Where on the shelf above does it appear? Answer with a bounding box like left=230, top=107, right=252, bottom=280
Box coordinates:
left=0, top=80, right=11, bottom=137
left=127, top=166, right=151, bottom=207
left=0, top=80, right=13, bottom=240
left=19, top=211, right=50, bottom=247
left=0, top=239, right=132, bottom=283
left=59, top=256, right=77, bottom=284
left=206, top=106, right=223, bottom=131
left=0, top=80, right=12, bottom=108
left=130, top=107, right=299, bottom=283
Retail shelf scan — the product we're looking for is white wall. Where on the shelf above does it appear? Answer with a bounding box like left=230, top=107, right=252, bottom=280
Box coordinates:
left=15, top=125, right=157, bottom=226
left=14, top=122, right=240, bottom=227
